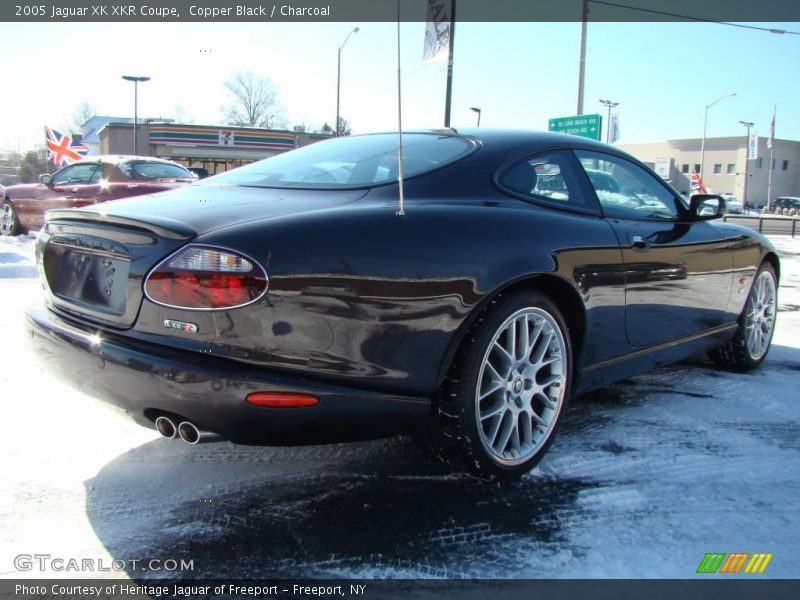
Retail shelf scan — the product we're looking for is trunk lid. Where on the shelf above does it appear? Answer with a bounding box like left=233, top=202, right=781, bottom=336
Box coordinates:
left=39, top=184, right=366, bottom=328
left=55, top=183, right=368, bottom=237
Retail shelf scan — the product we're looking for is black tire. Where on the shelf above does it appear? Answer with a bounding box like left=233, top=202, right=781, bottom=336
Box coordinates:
left=709, top=262, right=778, bottom=371
left=1, top=200, right=21, bottom=236
left=433, top=291, right=572, bottom=479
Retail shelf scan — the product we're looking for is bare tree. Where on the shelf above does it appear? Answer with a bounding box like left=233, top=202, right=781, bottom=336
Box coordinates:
left=311, top=119, right=347, bottom=136
left=170, top=103, right=194, bottom=124
left=337, top=117, right=352, bottom=136
left=68, top=101, right=97, bottom=135
left=221, top=71, right=287, bottom=129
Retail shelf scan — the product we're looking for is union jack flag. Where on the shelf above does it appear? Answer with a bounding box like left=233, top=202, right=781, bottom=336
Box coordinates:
left=45, top=126, right=89, bottom=167
left=690, top=169, right=707, bottom=195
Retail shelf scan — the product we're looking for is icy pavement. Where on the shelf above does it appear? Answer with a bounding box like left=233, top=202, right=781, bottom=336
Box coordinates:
left=0, top=233, right=798, bottom=579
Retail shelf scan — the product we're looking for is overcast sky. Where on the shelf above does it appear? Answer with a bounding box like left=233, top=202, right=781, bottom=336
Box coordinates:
left=0, top=19, right=798, bottom=152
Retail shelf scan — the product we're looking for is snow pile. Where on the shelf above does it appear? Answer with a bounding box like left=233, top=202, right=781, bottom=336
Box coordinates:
left=0, top=233, right=38, bottom=278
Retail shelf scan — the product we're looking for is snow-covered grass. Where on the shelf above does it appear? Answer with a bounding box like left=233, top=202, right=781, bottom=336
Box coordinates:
left=0, top=232, right=798, bottom=579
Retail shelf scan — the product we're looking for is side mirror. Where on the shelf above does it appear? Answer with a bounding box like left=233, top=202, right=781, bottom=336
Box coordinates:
left=39, top=174, right=53, bottom=186
left=689, top=194, right=725, bottom=220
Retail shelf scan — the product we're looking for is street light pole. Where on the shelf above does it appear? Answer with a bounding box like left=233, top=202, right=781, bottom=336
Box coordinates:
left=700, top=92, right=736, bottom=180
left=740, top=120, right=754, bottom=210
left=336, top=27, right=359, bottom=136
left=598, top=99, right=618, bottom=143
left=122, top=75, right=150, bottom=155
left=469, top=107, right=481, bottom=127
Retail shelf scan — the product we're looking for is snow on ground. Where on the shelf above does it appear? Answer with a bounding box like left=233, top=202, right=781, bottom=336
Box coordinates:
left=0, top=232, right=798, bottom=580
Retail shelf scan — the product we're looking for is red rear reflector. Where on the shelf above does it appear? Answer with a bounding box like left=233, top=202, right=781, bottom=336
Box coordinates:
left=246, top=392, right=320, bottom=408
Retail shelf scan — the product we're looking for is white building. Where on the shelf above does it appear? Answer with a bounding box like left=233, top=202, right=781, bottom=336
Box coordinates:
left=77, top=116, right=134, bottom=156
left=617, top=136, right=800, bottom=208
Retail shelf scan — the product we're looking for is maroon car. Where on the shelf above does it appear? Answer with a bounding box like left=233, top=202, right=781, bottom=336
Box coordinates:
left=1, top=156, right=196, bottom=236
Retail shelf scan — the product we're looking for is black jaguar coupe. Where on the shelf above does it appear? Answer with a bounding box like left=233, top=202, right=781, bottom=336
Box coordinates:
left=27, top=129, right=779, bottom=478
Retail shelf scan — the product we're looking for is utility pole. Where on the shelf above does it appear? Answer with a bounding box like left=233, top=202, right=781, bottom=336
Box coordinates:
left=576, top=0, right=588, bottom=115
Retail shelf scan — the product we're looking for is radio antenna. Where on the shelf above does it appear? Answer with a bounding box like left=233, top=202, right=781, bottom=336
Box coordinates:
left=395, top=0, right=406, bottom=216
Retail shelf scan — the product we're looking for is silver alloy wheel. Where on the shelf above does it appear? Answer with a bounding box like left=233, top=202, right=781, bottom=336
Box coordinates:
left=475, top=307, right=567, bottom=466
left=0, top=203, right=14, bottom=236
left=744, top=270, right=777, bottom=360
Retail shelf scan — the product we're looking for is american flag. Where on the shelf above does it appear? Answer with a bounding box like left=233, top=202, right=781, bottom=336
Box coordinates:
left=45, top=126, right=89, bottom=167
left=767, top=106, right=776, bottom=150
left=690, top=169, right=707, bottom=195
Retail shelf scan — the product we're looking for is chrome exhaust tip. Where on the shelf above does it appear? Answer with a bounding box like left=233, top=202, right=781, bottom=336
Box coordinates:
left=177, top=421, right=201, bottom=445
left=155, top=416, right=176, bottom=439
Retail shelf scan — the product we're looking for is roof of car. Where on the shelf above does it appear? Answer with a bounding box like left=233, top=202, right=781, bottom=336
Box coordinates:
left=402, top=128, right=636, bottom=162
left=410, top=127, right=605, bottom=144
left=74, top=155, right=182, bottom=166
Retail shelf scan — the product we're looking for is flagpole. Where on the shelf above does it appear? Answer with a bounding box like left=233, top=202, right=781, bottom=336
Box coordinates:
left=766, top=104, right=776, bottom=213
left=443, top=0, right=456, bottom=127
left=44, top=126, right=51, bottom=172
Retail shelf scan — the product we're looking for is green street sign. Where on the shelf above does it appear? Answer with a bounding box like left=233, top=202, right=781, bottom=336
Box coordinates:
left=548, top=114, right=602, bottom=140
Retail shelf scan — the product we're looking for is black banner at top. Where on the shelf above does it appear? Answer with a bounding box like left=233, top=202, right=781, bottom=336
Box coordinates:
left=2, top=0, right=800, bottom=23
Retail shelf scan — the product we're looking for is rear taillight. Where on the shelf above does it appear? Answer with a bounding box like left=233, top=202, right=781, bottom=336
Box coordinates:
left=144, top=245, right=268, bottom=309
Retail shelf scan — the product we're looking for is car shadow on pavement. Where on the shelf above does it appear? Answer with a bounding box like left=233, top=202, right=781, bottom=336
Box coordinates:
left=84, top=432, right=598, bottom=578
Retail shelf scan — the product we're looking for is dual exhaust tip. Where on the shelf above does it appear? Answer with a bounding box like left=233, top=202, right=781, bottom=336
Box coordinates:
left=155, top=415, right=207, bottom=444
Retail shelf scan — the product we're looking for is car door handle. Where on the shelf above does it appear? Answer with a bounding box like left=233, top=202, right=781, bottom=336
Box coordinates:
left=631, top=235, right=650, bottom=251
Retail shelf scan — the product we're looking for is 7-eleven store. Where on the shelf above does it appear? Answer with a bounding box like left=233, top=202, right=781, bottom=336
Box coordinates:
left=99, top=122, right=328, bottom=175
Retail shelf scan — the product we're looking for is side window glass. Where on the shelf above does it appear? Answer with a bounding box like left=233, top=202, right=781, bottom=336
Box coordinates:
left=498, top=150, right=596, bottom=211
left=52, top=164, right=99, bottom=186
left=51, top=166, right=76, bottom=186
left=575, top=150, right=679, bottom=220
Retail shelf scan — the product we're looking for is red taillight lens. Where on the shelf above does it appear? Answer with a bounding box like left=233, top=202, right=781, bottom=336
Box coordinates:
left=144, top=246, right=268, bottom=309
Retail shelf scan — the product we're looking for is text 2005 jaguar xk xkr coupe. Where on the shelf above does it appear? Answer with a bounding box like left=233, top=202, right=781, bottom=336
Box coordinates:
left=26, top=130, right=779, bottom=478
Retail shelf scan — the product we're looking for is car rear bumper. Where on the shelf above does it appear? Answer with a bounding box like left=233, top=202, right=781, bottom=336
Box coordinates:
left=25, top=305, right=430, bottom=445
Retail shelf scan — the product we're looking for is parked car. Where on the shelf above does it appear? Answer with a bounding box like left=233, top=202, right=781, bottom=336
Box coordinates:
left=719, top=194, right=743, bottom=214
left=187, top=167, right=210, bottom=179
left=25, top=130, right=780, bottom=479
left=1, top=155, right=196, bottom=236
left=775, top=196, right=800, bottom=212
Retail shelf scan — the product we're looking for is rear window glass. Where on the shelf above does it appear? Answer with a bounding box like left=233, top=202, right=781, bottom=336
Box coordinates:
left=205, top=133, right=475, bottom=189
left=119, top=162, right=194, bottom=180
